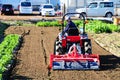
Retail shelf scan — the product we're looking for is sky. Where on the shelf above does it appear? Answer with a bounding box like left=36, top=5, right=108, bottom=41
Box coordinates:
left=50, top=0, right=60, bottom=6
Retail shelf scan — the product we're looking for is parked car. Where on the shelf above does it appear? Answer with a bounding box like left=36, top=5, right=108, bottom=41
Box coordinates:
left=76, top=1, right=114, bottom=18
left=1, top=4, right=14, bottom=15
left=39, top=4, right=55, bottom=16
left=19, top=1, right=32, bottom=14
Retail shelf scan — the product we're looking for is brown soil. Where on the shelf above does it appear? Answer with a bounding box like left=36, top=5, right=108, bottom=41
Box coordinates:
left=92, top=33, right=120, bottom=57
left=5, top=26, right=120, bottom=80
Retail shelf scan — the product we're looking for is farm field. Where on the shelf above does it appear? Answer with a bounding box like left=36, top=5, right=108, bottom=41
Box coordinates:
left=4, top=26, right=120, bottom=80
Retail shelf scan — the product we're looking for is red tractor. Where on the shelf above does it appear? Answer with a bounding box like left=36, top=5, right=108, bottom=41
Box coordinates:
left=49, top=13, right=100, bottom=70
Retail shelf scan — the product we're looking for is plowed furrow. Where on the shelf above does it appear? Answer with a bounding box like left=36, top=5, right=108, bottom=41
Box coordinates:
left=41, top=39, right=47, bottom=65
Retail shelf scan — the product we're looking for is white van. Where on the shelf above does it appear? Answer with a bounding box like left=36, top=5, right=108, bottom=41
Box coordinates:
left=19, top=1, right=32, bottom=14
left=76, top=1, right=114, bottom=18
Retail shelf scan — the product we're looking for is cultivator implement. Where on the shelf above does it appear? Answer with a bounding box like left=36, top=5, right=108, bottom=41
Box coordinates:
left=49, top=45, right=100, bottom=70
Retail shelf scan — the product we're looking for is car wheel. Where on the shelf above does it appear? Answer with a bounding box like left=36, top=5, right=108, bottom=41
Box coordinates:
left=11, top=12, right=14, bottom=15
left=1, top=12, right=3, bottom=15
left=39, top=12, right=41, bottom=15
left=105, top=12, right=113, bottom=18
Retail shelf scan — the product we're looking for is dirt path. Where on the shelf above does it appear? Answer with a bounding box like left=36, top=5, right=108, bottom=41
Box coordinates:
left=5, top=27, right=120, bottom=80
left=0, top=11, right=61, bottom=20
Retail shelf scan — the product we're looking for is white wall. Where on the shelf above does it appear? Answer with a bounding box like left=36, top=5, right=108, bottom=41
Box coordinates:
left=60, top=0, right=85, bottom=8
left=60, top=0, right=86, bottom=13
left=31, top=0, right=47, bottom=5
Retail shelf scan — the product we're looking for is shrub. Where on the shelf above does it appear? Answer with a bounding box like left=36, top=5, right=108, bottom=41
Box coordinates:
left=16, top=21, right=23, bottom=26
left=85, top=20, right=119, bottom=33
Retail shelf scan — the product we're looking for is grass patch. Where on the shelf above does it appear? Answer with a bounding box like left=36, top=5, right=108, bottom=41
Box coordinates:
left=36, top=21, right=61, bottom=27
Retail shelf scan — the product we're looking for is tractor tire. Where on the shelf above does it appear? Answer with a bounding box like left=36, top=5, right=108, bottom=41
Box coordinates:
left=83, top=39, right=92, bottom=54
left=79, top=13, right=87, bottom=19
left=54, top=39, right=62, bottom=55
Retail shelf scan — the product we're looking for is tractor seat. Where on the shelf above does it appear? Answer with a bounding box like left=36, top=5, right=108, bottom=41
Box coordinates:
left=67, top=28, right=79, bottom=36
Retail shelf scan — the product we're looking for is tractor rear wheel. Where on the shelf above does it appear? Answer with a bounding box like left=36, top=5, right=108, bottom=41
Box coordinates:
left=83, top=39, right=92, bottom=54
left=54, top=39, right=62, bottom=55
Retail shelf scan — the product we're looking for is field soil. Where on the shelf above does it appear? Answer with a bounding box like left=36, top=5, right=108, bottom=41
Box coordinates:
left=92, top=33, right=120, bottom=57
left=5, top=26, right=120, bottom=80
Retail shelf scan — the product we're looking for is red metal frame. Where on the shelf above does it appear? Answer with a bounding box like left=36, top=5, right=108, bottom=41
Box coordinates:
left=62, top=36, right=83, bottom=48
left=49, top=45, right=100, bottom=69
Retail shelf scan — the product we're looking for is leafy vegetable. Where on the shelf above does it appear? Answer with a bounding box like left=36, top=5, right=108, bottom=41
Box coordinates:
left=0, top=34, right=20, bottom=79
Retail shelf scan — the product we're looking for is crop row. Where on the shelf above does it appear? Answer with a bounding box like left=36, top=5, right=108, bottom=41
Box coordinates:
left=0, top=34, right=20, bottom=79
left=36, top=20, right=120, bottom=33
left=36, top=21, right=62, bottom=27
left=85, top=20, right=120, bottom=33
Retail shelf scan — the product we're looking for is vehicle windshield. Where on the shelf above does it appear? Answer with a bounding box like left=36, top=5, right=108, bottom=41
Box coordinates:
left=2, top=5, right=12, bottom=8
left=88, top=3, right=97, bottom=8
left=43, top=5, right=53, bottom=8
left=21, top=2, right=31, bottom=7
